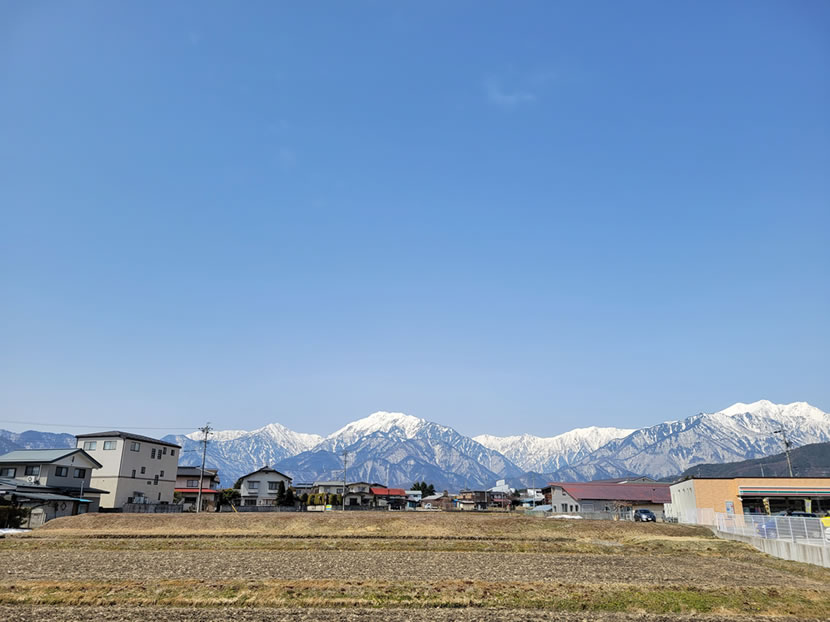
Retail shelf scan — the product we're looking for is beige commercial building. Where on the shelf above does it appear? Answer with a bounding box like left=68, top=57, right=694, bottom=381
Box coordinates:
left=75, top=431, right=181, bottom=509
left=669, top=477, right=830, bottom=523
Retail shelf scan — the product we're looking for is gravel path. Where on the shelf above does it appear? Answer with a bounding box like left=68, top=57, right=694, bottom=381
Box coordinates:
left=0, top=549, right=820, bottom=588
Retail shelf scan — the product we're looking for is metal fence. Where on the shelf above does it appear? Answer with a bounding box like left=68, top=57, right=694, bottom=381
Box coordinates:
left=122, top=503, right=183, bottom=514
left=715, top=512, right=830, bottom=549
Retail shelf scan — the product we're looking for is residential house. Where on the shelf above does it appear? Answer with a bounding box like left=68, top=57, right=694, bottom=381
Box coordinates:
left=292, top=482, right=314, bottom=499
left=404, top=489, right=422, bottom=510
left=487, top=479, right=515, bottom=509
left=369, top=486, right=407, bottom=510
left=543, top=481, right=671, bottom=516
left=313, top=481, right=345, bottom=496
left=457, top=489, right=488, bottom=511
left=238, top=466, right=292, bottom=506
left=419, top=490, right=454, bottom=511
left=175, top=466, right=221, bottom=511
left=75, top=431, right=180, bottom=509
left=518, top=488, right=545, bottom=507
left=344, top=482, right=374, bottom=508
left=0, top=448, right=107, bottom=526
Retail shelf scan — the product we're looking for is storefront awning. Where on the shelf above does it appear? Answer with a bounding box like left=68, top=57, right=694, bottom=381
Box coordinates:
left=738, top=486, right=830, bottom=497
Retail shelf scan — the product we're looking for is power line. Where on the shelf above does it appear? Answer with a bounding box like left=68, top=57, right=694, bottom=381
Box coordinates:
left=196, top=423, right=213, bottom=514
left=0, top=419, right=197, bottom=431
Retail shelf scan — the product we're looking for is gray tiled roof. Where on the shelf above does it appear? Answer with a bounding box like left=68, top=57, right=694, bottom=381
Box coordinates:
left=0, top=448, right=102, bottom=468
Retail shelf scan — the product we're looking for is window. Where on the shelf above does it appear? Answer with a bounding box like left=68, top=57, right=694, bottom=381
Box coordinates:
left=130, top=442, right=140, bottom=452
left=131, top=469, right=136, bottom=478
left=140, top=466, right=146, bottom=474
left=0, top=467, right=15, bottom=477
left=55, top=466, right=68, bottom=477
left=170, top=450, right=175, bottom=457
left=158, top=452, right=162, bottom=460
left=74, top=468, right=86, bottom=478
left=162, top=447, right=167, bottom=455
left=187, top=479, right=198, bottom=487
left=248, top=481, right=259, bottom=490
left=83, top=441, right=97, bottom=451
left=25, top=465, right=40, bottom=476
left=154, top=475, right=159, bottom=485
left=103, top=441, right=116, bottom=450
left=268, top=481, right=279, bottom=491
left=160, top=470, right=164, bottom=477
left=151, top=448, right=156, bottom=459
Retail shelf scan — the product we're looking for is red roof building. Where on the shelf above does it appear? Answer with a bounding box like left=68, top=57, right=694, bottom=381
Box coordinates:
left=369, top=487, right=407, bottom=496
left=369, top=487, right=407, bottom=510
left=543, top=481, right=671, bottom=514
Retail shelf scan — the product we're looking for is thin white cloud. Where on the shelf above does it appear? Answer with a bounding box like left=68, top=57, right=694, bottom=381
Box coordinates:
left=484, top=77, right=536, bottom=107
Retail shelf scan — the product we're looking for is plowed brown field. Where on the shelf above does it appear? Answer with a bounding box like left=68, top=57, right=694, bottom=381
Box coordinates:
left=2, top=512, right=828, bottom=622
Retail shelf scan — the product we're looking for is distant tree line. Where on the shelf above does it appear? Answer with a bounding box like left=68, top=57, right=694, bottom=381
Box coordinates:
left=411, top=481, right=435, bottom=496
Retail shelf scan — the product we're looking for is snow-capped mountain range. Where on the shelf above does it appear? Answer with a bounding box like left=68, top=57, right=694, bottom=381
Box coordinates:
left=4, top=400, right=828, bottom=490
left=161, top=400, right=830, bottom=489
left=473, top=426, right=635, bottom=474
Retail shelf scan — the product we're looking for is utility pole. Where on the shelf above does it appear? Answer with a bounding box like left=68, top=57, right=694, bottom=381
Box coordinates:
left=342, top=450, right=348, bottom=512
left=196, top=423, right=213, bottom=513
left=773, top=429, right=794, bottom=477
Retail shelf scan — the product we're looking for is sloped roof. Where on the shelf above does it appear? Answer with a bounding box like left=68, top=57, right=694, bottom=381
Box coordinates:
left=548, top=481, right=671, bottom=504
left=177, top=466, right=219, bottom=477
left=239, top=466, right=291, bottom=481
left=75, top=431, right=180, bottom=449
left=0, top=448, right=102, bottom=469
left=370, top=487, right=407, bottom=496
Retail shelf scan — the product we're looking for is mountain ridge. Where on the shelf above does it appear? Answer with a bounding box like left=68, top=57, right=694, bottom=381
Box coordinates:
left=3, top=400, right=828, bottom=491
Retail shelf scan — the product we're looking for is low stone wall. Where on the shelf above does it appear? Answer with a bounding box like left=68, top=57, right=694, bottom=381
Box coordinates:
left=714, top=529, right=830, bottom=568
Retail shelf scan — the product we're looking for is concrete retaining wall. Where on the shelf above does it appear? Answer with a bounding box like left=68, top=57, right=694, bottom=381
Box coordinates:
left=715, top=529, right=830, bottom=568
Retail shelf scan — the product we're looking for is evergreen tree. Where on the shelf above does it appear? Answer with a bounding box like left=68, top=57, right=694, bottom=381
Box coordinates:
left=276, top=481, right=286, bottom=505
left=284, top=487, right=295, bottom=506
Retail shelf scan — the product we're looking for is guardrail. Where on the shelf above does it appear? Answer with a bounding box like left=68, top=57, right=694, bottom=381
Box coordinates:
left=715, top=512, right=829, bottom=549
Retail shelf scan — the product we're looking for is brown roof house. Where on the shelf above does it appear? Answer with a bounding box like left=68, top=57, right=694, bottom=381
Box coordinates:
left=543, top=481, right=671, bottom=517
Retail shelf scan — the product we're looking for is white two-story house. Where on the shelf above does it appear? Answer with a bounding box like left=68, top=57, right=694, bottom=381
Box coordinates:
left=75, top=431, right=181, bottom=509
left=238, top=466, right=292, bottom=506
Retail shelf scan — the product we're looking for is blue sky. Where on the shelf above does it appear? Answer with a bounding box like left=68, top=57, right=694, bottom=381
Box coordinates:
left=1, top=2, right=828, bottom=439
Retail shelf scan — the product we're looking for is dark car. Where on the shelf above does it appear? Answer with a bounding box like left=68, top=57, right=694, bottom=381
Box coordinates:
left=633, top=509, right=656, bottom=522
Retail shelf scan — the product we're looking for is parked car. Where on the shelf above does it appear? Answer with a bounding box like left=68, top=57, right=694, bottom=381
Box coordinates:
left=633, top=509, right=656, bottom=522
left=755, top=516, right=778, bottom=538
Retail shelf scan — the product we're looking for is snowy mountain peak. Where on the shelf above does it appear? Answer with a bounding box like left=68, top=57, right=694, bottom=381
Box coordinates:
left=473, top=425, right=635, bottom=473
left=327, top=411, right=430, bottom=441
left=715, top=400, right=827, bottom=422
left=186, top=428, right=247, bottom=442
